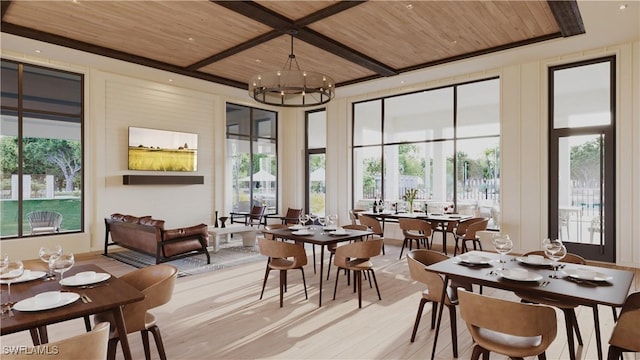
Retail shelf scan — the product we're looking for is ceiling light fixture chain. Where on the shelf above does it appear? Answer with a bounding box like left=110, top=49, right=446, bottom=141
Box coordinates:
left=248, top=29, right=335, bottom=107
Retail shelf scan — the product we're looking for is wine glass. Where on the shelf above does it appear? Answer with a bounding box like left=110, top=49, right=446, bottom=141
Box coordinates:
left=543, top=239, right=566, bottom=278
left=39, top=245, right=63, bottom=280
left=1, top=260, right=24, bottom=308
left=492, top=234, right=513, bottom=269
left=52, top=253, right=75, bottom=282
left=0, top=254, right=8, bottom=272
left=309, top=214, right=318, bottom=230
left=317, top=216, right=327, bottom=234
left=299, top=213, right=309, bottom=227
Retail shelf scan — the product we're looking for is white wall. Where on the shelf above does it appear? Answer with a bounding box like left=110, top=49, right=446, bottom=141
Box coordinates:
left=1, top=35, right=638, bottom=268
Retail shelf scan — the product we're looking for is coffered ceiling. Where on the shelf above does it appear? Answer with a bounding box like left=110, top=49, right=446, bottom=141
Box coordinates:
left=1, top=1, right=584, bottom=90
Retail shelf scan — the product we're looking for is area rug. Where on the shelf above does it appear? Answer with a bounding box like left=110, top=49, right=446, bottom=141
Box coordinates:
left=104, top=244, right=263, bottom=277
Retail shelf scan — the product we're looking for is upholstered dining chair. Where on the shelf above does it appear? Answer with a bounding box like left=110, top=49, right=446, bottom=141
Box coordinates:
left=358, top=214, right=386, bottom=255
left=280, top=207, right=302, bottom=225
left=452, top=217, right=488, bottom=256
left=398, top=218, right=432, bottom=259
left=515, top=250, right=595, bottom=360
left=406, top=249, right=460, bottom=357
left=325, top=224, right=368, bottom=280
left=607, top=292, right=640, bottom=359
left=4, top=322, right=110, bottom=360
left=332, top=238, right=383, bottom=308
left=258, top=237, right=308, bottom=307
left=458, top=288, right=557, bottom=360
left=94, top=264, right=178, bottom=360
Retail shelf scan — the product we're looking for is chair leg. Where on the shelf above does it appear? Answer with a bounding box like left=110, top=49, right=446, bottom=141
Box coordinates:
left=333, top=268, right=341, bottom=300
left=326, top=253, right=334, bottom=280
left=279, top=269, right=285, bottom=307
left=430, top=301, right=438, bottom=329
left=141, top=330, right=152, bottom=360
left=448, top=304, right=458, bottom=358
left=260, top=263, right=271, bottom=300
left=607, top=345, right=623, bottom=360
left=537, top=353, right=547, bottom=360
left=611, top=306, right=618, bottom=321
left=382, top=241, right=386, bottom=255
left=107, top=338, right=119, bottom=360
left=411, top=298, right=429, bottom=342
left=357, top=270, right=363, bottom=308
left=148, top=324, right=168, bottom=360
left=562, top=309, right=578, bottom=360
left=300, top=268, right=308, bottom=299
left=399, top=239, right=408, bottom=259
left=370, top=269, right=381, bottom=300
left=312, top=245, right=316, bottom=274
left=470, top=345, right=486, bottom=360
left=84, top=315, right=92, bottom=332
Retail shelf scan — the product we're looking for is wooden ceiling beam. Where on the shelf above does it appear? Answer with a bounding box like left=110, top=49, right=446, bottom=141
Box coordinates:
left=547, top=0, right=585, bottom=37
left=1, top=23, right=248, bottom=89
left=213, top=0, right=395, bottom=77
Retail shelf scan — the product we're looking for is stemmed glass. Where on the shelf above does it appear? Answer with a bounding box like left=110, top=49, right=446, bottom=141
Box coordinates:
left=1, top=260, right=24, bottom=309
left=543, top=239, right=567, bottom=278
left=317, top=216, right=327, bottom=234
left=0, top=254, right=8, bottom=272
left=299, top=212, right=309, bottom=227
left=52, top=253, right=75, bottom=282
left=492, top=234, right=513, bottom=269
left=39, top=245, right=63, bottom=280
left=309, top=214, right=318, bottom=230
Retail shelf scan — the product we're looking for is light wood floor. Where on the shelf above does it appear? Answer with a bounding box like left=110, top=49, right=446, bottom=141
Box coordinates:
left=2, top=240, right=638, bottom=360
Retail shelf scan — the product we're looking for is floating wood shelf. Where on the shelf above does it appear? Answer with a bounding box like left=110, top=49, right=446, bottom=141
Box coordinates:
left=123, top=175, right=204, bottom=185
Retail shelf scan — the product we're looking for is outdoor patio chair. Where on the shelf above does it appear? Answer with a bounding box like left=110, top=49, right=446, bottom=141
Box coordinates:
left=26, top=210, right=63, bottom=235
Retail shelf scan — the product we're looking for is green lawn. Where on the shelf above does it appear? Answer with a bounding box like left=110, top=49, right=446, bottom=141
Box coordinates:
left=0, top=198, right=81, bottom=237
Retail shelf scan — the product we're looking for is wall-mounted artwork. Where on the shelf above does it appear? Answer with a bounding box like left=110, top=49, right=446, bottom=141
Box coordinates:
left=128, top=127, right=198, bottom=171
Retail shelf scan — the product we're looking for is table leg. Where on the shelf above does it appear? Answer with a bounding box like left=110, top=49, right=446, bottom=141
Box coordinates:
left=430, top=275, right=449, bottom=360
left=441, top=222, right=448, bottom=255
left=592, top=305, right=603, bottom=360
left=318, top=245, right=326, bottom=307
left=112, top=306, right=133, bottom=360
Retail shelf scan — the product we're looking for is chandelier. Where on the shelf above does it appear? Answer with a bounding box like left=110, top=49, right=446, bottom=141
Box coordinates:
left=248, top=31, right=335, bottom=107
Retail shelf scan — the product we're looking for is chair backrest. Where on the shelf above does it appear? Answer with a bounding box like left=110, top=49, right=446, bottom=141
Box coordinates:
left=342, top=224, right=368, bottom=231
left=399, top=218, right=432, bottom=237
left=264, top=224, right=289, bottom=240
left=609, top=292, right=640, bottom=351
left=3, top=322, right=110, bottom=360
left=455, top=217, right=487, bottom=238
left=250, top=205, right=266, bottom=220
left=26, top=210, right=62, bottom=229
left=458, top=288, right=557, bottom=357
left=282, top=208, right=302, bottom=225
left=118, top=264, right=178, bottom=333
left=523, top=250, right=586, bottom=264
left=358, top=214, right=383, bottom=237
left=407, top=249, right=453, bottom=304
left=349, top=209, right=366, bottom=224
left=258, top=238, right=308, bottom=268
left=334, top=239, right=382, bottom=268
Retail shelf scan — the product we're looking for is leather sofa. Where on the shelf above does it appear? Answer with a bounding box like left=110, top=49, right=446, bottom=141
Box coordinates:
left=104, top=213, right=210, bottom=264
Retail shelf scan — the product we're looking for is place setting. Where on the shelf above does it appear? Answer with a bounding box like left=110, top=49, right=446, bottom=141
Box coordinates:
left=453, top=253, right=493, bottom=267
left=561, top=268, right=613, bottom=287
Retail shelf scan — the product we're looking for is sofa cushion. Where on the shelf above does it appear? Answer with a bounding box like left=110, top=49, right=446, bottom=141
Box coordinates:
left=162, top=223, right=208, bottom=258
left=139, top=217, right=165, bottom=230
left=111, top=213, right=151, bottom=224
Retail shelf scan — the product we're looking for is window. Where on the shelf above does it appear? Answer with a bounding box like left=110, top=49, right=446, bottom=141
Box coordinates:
left=226, top=103, right=278, bottom=214
left=306, top=109, right=326, bottom=216
left=0, top=60, right=84, bottom=238
left=549, top=56, right=615, bottom=262
left=352, top=78, right=500, bottom=226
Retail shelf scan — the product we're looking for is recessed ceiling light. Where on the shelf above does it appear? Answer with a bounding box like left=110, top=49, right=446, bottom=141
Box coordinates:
left=168, top=79, right=173, bottom=82
left=618, top=4, right=627, bottom=10
left=406, top=4, right=413, bottom=10
left=34, top=49, right=41, bottom=53
left=188, top=37, right=195, bottom=41
left=400, top=80, right=405, bottom=84
left=255, top=59, right=262, bottom=63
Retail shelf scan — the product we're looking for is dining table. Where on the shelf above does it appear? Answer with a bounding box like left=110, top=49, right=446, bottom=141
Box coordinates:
left=1, top=264, right=145, bottom=360
left=260, top=226, right=373, bottom=307
left=425, top=250, right=635, bottom=360
left=358, top=210, right=473, bottom=254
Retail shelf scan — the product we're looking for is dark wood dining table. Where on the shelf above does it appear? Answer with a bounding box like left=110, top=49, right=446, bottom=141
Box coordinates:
left=425, top=251, right=635, bottom=360
left=1, top=264, right=145, bottom=360
left=260, top=226, right=373, bottom=307
left=359, top=210, right=473, bottom=254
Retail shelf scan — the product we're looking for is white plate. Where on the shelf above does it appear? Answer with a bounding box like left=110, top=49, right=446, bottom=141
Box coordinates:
left=516, top=256, right=554, bottom=266
left=59, top=272, right=111, bottom=287
left=289, top=225, right=307, bottom=230
left=563, top=269, right=613, bottom=282
left=330, top=231, right=349, bottom=236
left=13, top=292, right=80, bottom=312
left=498, top=269, right=543, bottom=282
left=0, top=270, right=47, bottom=284
left=291, top=230, right=312, bottom=236
left=454, top=254, right=492, bottom=265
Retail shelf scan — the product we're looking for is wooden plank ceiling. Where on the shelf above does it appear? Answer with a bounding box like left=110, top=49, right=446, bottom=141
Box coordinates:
left=1, top=0, right=584, bottom=90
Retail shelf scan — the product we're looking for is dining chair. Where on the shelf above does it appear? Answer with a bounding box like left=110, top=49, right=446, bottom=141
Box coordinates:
left=406, top=249, right=460, bottom=357
left=326, top=224, right=367, bottom=280
left=430, top=220, right=456, bottom=253
left=398, top=218, right=432, bottom=260
left=247, top=204, right=266, bottom=228
left=358, top=214, right=386, bottom=255
left=452, top=217, right=488, bottom=256
left=280, top=207, right=302, bottom=225
left=93, top=264, right=178, bottom=360
left=349, top=208, right=365, bottom=225
left=3, top=322, right=110, bottom=360
left=332, top=238, right=383, bottom=308
left=515, top=250, right=595, bottom=360
left=458, top=288, right=557, bottom=360
left=258, top=237, right=308, bottom=307
left=607, top=292, right=640, bottom=359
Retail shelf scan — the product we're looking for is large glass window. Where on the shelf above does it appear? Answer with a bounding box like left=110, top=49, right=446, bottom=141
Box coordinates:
left=549, top=57, right=615, bottom=262
left=1, top=60, right=84, bottom=238
left=352, top=78, right=500, bottom=227
left=226, top=103, right=277, bottom=214
left=306, top=109, right=326, bottom=216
